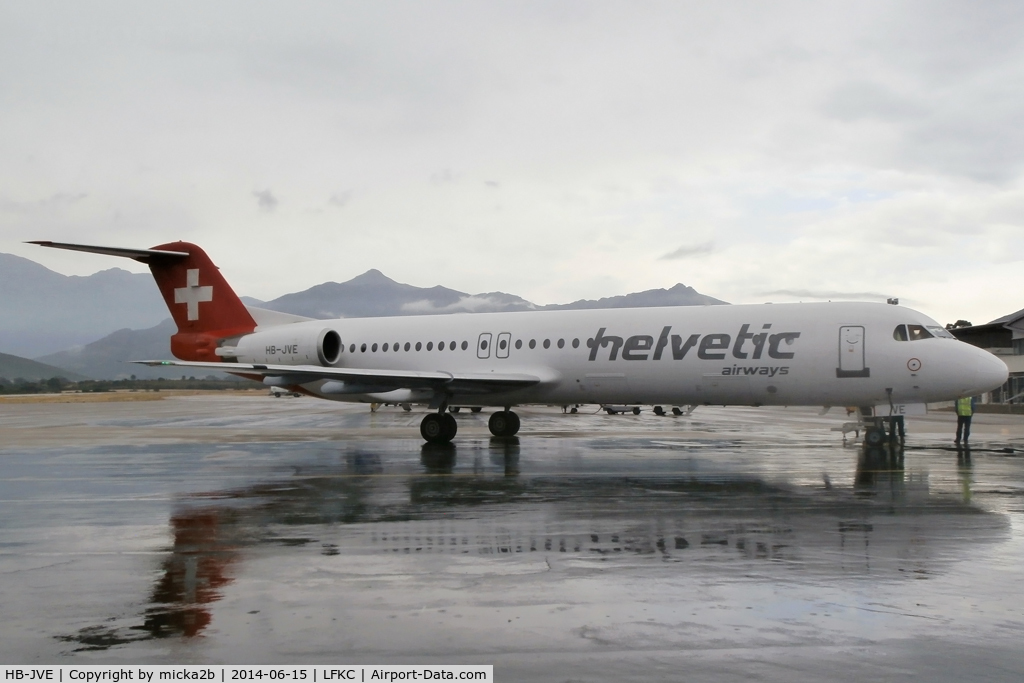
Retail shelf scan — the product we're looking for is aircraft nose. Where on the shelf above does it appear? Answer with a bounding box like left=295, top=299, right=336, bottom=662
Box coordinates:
left=971, top=348, right=1009, bottom=394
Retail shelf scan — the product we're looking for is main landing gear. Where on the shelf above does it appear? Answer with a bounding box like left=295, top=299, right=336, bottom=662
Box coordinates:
left=420, top=412, right=458, bottom=444
left=488, top=410, right=520, bottom=437
left=419, top=407, right=520, bottom=443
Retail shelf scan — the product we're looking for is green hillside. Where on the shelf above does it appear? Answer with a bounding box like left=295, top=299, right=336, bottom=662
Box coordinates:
left=0, top=352, right=90, bottom=382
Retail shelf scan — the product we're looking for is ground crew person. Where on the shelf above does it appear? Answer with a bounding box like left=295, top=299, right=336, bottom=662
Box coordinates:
left=889, top=413, right=905, bottom=442
left=955, top=396, right=974, bottom=444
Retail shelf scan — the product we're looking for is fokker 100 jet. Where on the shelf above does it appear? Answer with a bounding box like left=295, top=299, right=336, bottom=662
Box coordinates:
left=32, top=240, right=1008, bottom=444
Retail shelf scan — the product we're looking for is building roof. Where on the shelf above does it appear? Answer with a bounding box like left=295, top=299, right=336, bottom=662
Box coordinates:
left=952, top=306, right=1024, bottom=345
left=989, top=306, right=1024, bottom=327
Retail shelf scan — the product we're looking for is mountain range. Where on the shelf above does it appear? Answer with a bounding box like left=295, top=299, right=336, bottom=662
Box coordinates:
left=2, top=252, right=726, bottom=380
left=0, top=352, right=89, bottom=383
left=248, top=269, right=725, bottom=318
left=0, top=253, right=166, bottom=358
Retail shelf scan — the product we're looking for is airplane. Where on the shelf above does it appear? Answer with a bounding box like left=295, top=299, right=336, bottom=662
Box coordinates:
left=31, top=240, right=1009, bottom=444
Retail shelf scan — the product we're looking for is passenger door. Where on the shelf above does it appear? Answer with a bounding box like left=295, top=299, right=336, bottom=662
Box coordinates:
left=837, top=325, right=870, bottom=378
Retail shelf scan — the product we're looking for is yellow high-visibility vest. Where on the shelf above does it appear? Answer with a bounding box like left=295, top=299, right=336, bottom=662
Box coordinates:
left=956, top=397, right=973, bottom=417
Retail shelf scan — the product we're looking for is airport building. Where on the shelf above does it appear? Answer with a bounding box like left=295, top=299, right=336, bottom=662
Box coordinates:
left=951, top=306, right=1024, bottom=404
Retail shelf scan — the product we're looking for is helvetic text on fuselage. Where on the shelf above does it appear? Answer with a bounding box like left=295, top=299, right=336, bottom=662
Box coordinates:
left=588, top=324, right=797, bottom=375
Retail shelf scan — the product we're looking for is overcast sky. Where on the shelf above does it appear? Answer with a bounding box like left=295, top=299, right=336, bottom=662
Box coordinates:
left=3, top=1, right=1023, bottom=325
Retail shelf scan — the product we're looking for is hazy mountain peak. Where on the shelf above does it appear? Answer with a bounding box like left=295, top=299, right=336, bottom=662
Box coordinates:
left=348, top=268, right=397, bottom=285
left=545, top=283, right=726, bottom=310
left=0, top=351, right=89, bottom=382
left=68, top=266, right=138, bottom=282
left=0, top=252, right=65, bottom=281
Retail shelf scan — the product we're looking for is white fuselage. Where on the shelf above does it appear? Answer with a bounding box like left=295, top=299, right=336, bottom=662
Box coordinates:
left=230, top=302, right=1008, bottom=408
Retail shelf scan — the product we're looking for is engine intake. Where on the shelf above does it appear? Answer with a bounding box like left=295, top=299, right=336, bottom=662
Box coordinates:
left=317, top=329, right=342, bottom=366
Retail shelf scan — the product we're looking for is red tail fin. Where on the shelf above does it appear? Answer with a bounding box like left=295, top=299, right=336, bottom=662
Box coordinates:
left=147, top=242, right=256, bottom=361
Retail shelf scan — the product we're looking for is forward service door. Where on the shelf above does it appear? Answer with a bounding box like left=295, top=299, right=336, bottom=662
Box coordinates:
left=837, top=325, right=870, bottom=378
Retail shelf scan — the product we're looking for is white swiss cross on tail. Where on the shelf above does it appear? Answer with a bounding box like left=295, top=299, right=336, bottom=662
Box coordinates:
left=174, top=268, right=213, bottom=321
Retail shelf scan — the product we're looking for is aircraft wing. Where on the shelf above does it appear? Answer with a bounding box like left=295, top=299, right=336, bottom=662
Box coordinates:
left=132, top=360, right=541, bottom=393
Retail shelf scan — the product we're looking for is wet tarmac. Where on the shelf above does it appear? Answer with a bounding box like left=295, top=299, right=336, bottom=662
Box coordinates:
left=2, top=395, right=1024, bottom=681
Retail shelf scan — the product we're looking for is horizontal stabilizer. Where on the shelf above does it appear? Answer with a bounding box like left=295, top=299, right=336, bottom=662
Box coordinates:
left=29, top=241, right=189, bottom=263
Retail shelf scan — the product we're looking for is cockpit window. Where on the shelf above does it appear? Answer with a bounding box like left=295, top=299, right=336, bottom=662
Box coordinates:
left=893, top=325, right=908, bottom=341
left=927, top=325, right=956, bottom=339
left=907, top=324, right=933, bottom=341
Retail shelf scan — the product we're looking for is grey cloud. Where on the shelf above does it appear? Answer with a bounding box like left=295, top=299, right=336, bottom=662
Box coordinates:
left=253, top=190, right=278, bottom=212
left=822, top=82, right=923, bottom=122
left=484, top=180, right=499, bottom=188
left=1, top=193, right=88, bottom=213
left=659, top=242, right=714, bottom=260
left=329, top=191, right=352, bottom=208
left=401, top=295, right=520, bottom=314
left=431, top=169, right=454, bottom=185
left=40, top=192, right=88, bottom=207
left=900, top=110, right=1024, bottom=183
left=822, top=78, right=1024, bottom=183
left=817, top=3, right=1024, bottom=183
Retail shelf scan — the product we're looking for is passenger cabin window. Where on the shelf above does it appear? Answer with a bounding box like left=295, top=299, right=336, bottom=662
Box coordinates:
left=893, top=325, right=908, bottom=341
left=907, top=324, right=933, bottom=341
left=515, top=339, right=522, bottom=349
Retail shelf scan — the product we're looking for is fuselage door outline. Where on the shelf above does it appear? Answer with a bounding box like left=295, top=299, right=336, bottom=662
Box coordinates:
left=495, top=332, right=511, bottom=359
left=837, top=325, right=870, bottom=378
left=477, top=333, right=492, bottom=359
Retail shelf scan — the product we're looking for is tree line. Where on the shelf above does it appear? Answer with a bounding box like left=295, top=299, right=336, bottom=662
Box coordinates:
left=0, top=376, right=258, bottom=394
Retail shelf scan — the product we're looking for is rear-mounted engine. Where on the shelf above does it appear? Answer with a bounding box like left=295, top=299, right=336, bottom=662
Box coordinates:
left=227, top=327, right=342, bottom=366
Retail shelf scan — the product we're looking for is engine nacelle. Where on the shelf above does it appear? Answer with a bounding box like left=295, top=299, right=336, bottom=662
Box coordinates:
left=230, top=326, right=342, bottom=366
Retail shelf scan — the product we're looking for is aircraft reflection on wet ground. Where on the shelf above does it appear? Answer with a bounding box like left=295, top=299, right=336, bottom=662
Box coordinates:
left=55, top=436, right=1007, bottom=652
